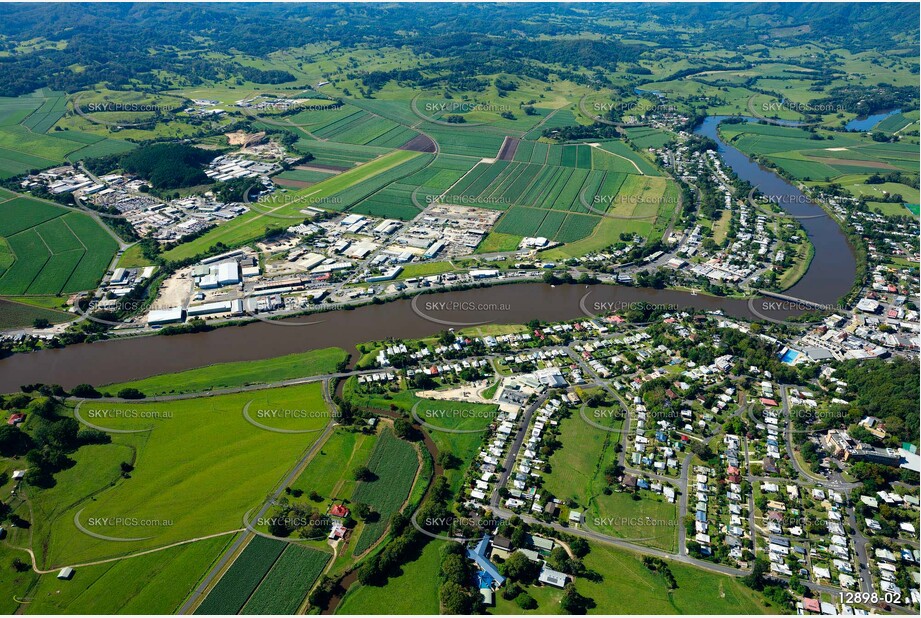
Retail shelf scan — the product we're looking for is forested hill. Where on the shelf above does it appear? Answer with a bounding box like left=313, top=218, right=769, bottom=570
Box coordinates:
left=0, top=2, right=917, bottom=96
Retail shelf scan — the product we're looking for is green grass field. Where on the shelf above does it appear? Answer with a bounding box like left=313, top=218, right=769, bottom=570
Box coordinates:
left=29, top=383, right=331, bottom=567
left=289, top=427, right=378, bottom=511
left=24, top=534, right=233, bottom=615
left=490, top=540, right=771, bottom=614
left=103, top=347, right=347, bottom=396
left=336, top=539, right=443, bottom=614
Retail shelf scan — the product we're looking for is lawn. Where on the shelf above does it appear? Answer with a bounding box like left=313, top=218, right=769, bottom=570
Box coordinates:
left=396, top=261, right=456, bottom=279
left=336, top=539, right=443, bottom=614
left=24, top=534, right=233, bottom=615
left=33, top=383, right=331, bottom=567
left=102, top=346, right=347, bottom=396
left=350, top=427, right=421, bottom=555
left=476, top=231, right=523, bottom=253
left=491, top=540, right=772, bottom=614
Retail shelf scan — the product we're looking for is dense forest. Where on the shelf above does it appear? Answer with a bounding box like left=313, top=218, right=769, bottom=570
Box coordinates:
left=118, top=143, right=216, bottom=189
left=834, top=357, right=920, bottom=445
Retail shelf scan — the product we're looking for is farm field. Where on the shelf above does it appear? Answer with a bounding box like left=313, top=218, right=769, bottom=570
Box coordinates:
left=0, top=196, right=117, bottom=295
left=194, top=536, right=287, bottom=615
left=241, top=544, right=331, bottom=614
left=103, top=346, right=347, bottom=396
left=720, top=121, right=920, bottom=179
left=336, top=539, right=443, bottom=615
left=0, top=297, right=73, bottom=329
left=350, top=427, right=421, bottom=555
left=24, top=534, right=233, bottom=615
left=32, top=383, right=331, bottom=567
left=0, top=90, right=135, bottom=178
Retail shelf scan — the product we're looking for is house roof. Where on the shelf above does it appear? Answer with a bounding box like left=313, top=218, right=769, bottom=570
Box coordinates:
left=467, top=536, right=506, bottom=586
left=330, top=504, right=350, bottom=518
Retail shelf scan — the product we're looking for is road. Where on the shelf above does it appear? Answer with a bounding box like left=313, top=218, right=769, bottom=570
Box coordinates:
left=178, top=378, right=340, bottom=614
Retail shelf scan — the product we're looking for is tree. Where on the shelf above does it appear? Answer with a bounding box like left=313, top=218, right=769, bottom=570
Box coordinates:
left=569, top=537, right=589, bottom=558
left=439, top=581, right=472, bottom=614
left=116, top=388, right=145, bottom=400
left=561, top=584, right=592, bottom=614
left=70, top=384, right=100, bottom=398
left=32, top=318, right=50, bottom=329
left=352, top=465, right=374, bottom=482
left=440, top=553, right=469, bottom=586
left=352, top=502, right=373, bottom=521
left=516, top=592, right=537, bottom=609
left=393, top=418, right=418, bottom=441
left=503, top=551, right=540, bottom=584
left=0, top=425, right=32, bottom=457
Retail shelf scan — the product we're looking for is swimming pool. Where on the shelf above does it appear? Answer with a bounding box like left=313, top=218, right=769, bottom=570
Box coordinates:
left=779, top=348, right=800, bottom=365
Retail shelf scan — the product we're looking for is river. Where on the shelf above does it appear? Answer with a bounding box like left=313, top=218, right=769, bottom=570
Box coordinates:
left=0, top=117, right=858, bottom=391
left=695, top=116, right=857, bottom=305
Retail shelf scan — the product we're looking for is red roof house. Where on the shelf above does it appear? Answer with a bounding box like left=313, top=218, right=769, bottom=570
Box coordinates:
left=330, top=504, right=350, bottom=519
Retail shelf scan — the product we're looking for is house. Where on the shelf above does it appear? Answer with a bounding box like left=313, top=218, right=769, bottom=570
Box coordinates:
left=490, top=535, right=514, bottom=560
left=538, top=565, right=570, bottom=588
left=467, top=536, right=506, bottom=587
left=7, top=413, right=25, bottom=426
left=329, top=504, right=350, bottom=520
left=569, top=511, right=583, bottom=524
left=803, top=598, right=821, bottom=613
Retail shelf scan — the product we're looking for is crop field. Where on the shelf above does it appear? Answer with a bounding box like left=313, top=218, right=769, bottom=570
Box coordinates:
left=310, top=106, right=419, bottom=148
left=241, top=544, right=331, bottom=614
left=721, top=121, right=920, bottom=179
left=0, top=297, right=73, bottom=329
left=422, top=125, right=506, bottom=158
left=194, top=536, right=287, bottom=615
left=35, top=383, right=330, bottom=567
left=328, top=152, right=434, bottom=211
left=292, top=138, right=390, bottom=168
left=349, top=152, right=478, bottom=217
left=0, top=196, right=117, bottom=295
left=0, top=91, right=136, bottom=177
left=24, top=534, right=232, bottom=615
left=350, top=427, right=420, bottom=555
